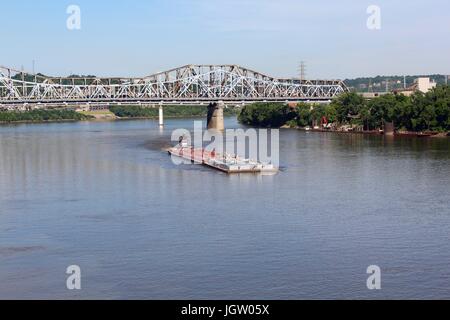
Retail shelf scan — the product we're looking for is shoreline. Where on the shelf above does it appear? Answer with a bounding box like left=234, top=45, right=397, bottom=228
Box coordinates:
left=2, top=116, right=448, bottom=138
left=0, top=114, right=225, bottom=125
left=0, top=105, right=238, bottom=125
left=289, top=127, right=449, bottom=138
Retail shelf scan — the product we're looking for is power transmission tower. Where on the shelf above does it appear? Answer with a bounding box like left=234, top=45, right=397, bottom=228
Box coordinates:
left=298, top=61, right=306, bottom=81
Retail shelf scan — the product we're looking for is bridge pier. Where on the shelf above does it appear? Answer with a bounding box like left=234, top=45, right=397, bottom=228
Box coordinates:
left=159, top=104, right=164, bottom=127
left=207, top=101, right=225, bottom=131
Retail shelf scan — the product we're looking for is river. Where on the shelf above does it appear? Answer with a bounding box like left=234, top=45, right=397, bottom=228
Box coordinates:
left=0, top=117, right=449, bottom=299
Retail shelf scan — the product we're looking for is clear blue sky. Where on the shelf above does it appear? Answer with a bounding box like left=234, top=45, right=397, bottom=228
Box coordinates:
left=1, top=0, right=449, bottom=79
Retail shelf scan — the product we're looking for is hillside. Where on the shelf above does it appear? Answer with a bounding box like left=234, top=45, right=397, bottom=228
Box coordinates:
left=345, top=74, right=448, bottom=92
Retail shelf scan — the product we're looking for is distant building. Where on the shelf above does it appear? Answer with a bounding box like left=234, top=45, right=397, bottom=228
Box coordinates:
left=394, top=77, right=436, bottom=96
left=415, top=77, right=436, bottom=93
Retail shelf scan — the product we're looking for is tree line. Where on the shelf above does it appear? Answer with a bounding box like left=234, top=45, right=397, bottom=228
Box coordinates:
left=0, top=109, right=93, bottom=123
left=0, top=105, right=240, bottom=123
left=344, top=75, right=448, bottom=92
left=109, top=105, right=238, bottom=118
left=238, top=85, right=450, bottom=132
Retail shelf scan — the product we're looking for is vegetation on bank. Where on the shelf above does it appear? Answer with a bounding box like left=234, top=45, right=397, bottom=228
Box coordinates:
left=0, top=110, right=93, bottom=123
left=238, top=85, right=450, bottom=132
left=238, top=103, right=297, bottom=127
left=109, top=105, right=238, bottom=118
left=0, top=105, right=239, bottom=124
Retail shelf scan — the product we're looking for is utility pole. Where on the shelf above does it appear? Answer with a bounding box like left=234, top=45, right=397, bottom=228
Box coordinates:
left=404, top=75, right=407, bottom=89
left=21, top=65, right=25, bottom=98
left=32, top=60, right=35, bottom=74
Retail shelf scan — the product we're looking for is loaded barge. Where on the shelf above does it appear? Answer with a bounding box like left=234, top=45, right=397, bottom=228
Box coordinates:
left=168, top=144, right=277, bottom=174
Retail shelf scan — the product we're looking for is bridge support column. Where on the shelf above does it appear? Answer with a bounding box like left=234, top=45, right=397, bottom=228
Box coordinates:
left=207, top=101, right=224, bottom=131
left=159, top=104, right=164, bottom=127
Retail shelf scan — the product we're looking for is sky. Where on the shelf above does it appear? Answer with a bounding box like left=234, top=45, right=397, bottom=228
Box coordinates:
left=1, top=0, right=449, bottom=79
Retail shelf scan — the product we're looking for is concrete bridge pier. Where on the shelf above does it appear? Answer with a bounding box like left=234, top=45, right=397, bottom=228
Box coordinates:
left=207, top=101, right=225, bottom=131
left=159, top=104, right=164, bottom=127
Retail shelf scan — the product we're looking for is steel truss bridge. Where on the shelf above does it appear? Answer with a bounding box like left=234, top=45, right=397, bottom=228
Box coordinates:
left=0, top=64, right=348, bottom=108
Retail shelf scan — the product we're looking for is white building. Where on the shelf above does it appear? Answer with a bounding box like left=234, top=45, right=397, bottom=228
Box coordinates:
left=395, top=77, right=437, bottom=96
left=415, top=77, right=437, bottom=93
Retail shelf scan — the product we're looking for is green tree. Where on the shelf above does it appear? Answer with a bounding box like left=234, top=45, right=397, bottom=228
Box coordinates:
left=0, top=110, right=93, bottom=123
left=238, top=103, right=296, bottom=127
left=330, top=92, right=366, bottom=124
left=310, top=104, right=327, bottom=126
left=296, top=103, right=312, bottom=127
left=324, top=104, right=337, bottom=123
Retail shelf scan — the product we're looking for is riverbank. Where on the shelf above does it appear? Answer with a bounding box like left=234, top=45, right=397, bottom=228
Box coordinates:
left=290, top=127, right=449, bottom=138
left=0, top=105, right=239, bottom=124
left=78, top=110, right=117, bottom=121
left=0, top=113, right=232, bottom=124
left=0, top=109, right=94, bottom=124
left=109, top=105, right=238, bottom=119
left=0, top=114, right=222, bottom=124
left=239, top=87, right=450, bottom=135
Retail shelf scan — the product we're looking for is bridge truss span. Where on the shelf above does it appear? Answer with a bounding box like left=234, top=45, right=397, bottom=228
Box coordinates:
left=0, top=64, right=348, bottom=107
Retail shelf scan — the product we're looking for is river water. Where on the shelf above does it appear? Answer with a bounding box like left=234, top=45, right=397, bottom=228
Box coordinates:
left=0, top=117, right=449, bottom=299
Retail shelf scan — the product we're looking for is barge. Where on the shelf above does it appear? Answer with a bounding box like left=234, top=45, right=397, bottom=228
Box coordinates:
left=168, top=145, right=278, bottom=174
